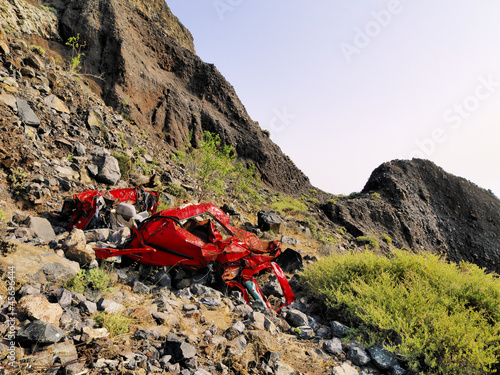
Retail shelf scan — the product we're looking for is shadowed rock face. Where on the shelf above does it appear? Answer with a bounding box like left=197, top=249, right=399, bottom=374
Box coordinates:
left=55, top=0, right=310, bottom=194
left=322, top=159, right=500, bottom=273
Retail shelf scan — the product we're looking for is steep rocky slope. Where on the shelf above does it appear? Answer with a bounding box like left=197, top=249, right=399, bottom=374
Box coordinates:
left=322, top=159, right=500, bottom=274
left=52, top=0, right=311, bottom=194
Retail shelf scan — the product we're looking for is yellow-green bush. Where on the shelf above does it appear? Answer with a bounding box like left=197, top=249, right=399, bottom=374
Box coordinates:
left=65, top=268, right=113, bottom=293
left=270, top=196, right=307, bottom=214
left=301, top=250, right=500, bottom=374
left=94, top=312, right=130, bottom=337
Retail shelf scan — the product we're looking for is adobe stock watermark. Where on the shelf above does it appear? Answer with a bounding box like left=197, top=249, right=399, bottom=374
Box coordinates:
left=268, top=107, right=295, bottom=136
left=213, top=0, right=244, bottom=21
left=340, top=0, right=407, bottom=63
left=5, top=266, right=17, bottom=368
left=410, top=75, right=500, bottom=159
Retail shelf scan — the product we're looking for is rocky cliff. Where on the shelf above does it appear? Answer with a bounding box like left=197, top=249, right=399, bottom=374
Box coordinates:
left=50, top=0, right=310, bottom=194
left=322, top=159, right=500, bottom=274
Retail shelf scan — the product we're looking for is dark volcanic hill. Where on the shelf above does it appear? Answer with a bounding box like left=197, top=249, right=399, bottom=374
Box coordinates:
left=322, top=159, right=500, bottom=273
left=53, top=0, right=310, bottom=194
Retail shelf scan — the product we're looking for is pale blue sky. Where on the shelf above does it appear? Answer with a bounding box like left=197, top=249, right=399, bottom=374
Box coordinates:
left=168, top=1, right=500, bottom=197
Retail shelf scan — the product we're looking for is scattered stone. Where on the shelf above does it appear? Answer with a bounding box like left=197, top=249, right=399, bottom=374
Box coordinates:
left=331, top=362, right=360, bottom=375
left=16, top=98, right=40, bottom=126
left=17, top=284, right=41, bottom=297
left=59, top=307, right=83, bottom=331
left=56, top=288, right=73, bottom=309
left=18, top=294, right=63, bottom=325
left=74, top=141, right=86, bottom=156
left=331, top=321, right=350, bottom=338
left=79, top=300, right=98, bottom=315
left=81, top=326, right=109, bottom=342
left=152, top=269, right=172, bottom=288
left=40, top=261, right=79, bottom=284
left=133, top=280, right=151, bottom=294
left=285, top=308, right=309, bottom=327
left=89, top=153, right=121, bottom=185
left=296, top=326, right=315, bottom=339
left=234, top=303, right=253, bottom=316
left=85, top=228, right=110, bottom=243
left=0, top=93, right=17, bottom=111
left=274, top=361, right=296, bottom=375
left=18, top=321, right=65, bottom=344
left=165, top=333, right=197, bottom=362
left=23, top=55, right=44, bottom=70
left=50, top=341, right=78, bottom=363
left=28, top=216, right=56, bottom=242
left=227, top=335, right=247, bottom=356
left=348, top=346, right=371, bottom=366
left=250, top=311, right=277, bottom=334
left=43, top=94, right=70, bottom=114
left=97, top=298, right=124, bottom=313
left=199, top=297, right=220, bottom=307
left=323, top=338, right=343, bottom=355
left=368, top=344, right=398, bottom=370
left=275, top=248, right=303, bottom=272
left=390, top=365, right=406, bottom=375
left=66, top=244, right=96, bottom=267
left=257, top=211, right=284, bottom=233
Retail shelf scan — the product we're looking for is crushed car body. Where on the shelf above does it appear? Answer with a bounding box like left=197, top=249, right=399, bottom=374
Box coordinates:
left=63, top=188, right=295, bottom=310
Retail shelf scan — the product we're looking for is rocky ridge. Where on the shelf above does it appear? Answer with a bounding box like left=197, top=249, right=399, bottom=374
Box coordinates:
left=322, top=159, right=500, bottom=274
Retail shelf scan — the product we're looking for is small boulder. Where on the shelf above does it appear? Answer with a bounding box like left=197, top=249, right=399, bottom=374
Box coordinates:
left=18, top=321, right=65, bottom=345
left=257, top=211, right=284, bottom=233
left=40, top=261, right=79, bottom=284
left=18, top=294, right=63, bottom=325
left=285, top=308, right=309, bottom=327
left=347, top=346, right=371, bottom=366
left=275, top=248, right=303, bottom=272
left=16, top=98, right=40, bottom=126
left=323, top=338, right=343, bottom=355
left=331, top=362, right=359, bottom=375
left=331, top=321, right=350, bottom=338
left=43, top=94, right=70, bottom=114
left=66, top=244, right=95, bottom=267
left=368, top=344, right=398, bottom=370
left=28, top=216, right=56, bottom=242
left=88, top=153, right=121, bottom=185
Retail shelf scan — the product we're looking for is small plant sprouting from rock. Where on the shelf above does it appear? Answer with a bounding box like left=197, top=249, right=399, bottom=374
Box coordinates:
left=356, top=235, right=379, bottom=249
left=8, top=168, right=28, bottom=195
left=65, top=268, right=113, bottom=293
left=175, top=131, right=261, bottom=202
left=66, top=34, right=86, bottom=73
left=30, top=45, right=45, bottom=56
left=370, top=192, right=382, bottom=200
left=94, top=312, right=131, bottom=337
left=381, top=234, right=392, bottom=246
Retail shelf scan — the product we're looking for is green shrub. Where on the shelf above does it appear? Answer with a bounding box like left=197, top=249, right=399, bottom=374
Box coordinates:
left=30, top=45, right=45, bottom=56
left=271, top=196, right=307, bottom=214
left=8, top=168, right=28, bottom=195
left=336, top=227, right=347, bottom=236
left=65, top=269, right=113, bottom=293
left=381, top=234, right=392, bottom=246
left=175, top=131, right=260, bottom=201
left=66, top=34, right=86, bottom=73
left=356, top=235, right=379, bottom=249
left=164, top=183, right=188, bottom=198
left=111, top=151, right=132, bottom=179
left=370, top=192, right=382, bottom=200
left=301, top=250, right=500, bottom=374
left=94, top=312, right=130, bottom=337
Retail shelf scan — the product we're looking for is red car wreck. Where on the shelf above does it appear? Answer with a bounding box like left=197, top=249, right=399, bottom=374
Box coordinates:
left=64, top=188, right=295, bottom=310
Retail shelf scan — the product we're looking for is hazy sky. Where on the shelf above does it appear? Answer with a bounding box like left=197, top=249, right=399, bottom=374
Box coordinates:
left=167, top=1, right=500, bottom=197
